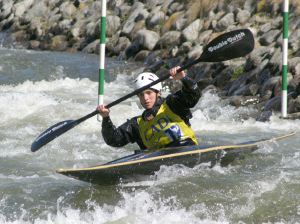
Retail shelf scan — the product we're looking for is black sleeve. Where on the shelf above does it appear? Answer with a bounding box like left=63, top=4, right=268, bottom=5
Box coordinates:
left=101, top=116, right=146, bottom=149
left=166, top=75, right=201, bottom=114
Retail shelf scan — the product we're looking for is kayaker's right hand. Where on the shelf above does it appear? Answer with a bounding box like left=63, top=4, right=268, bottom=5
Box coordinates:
left=97, top=105, right=110, bottom=118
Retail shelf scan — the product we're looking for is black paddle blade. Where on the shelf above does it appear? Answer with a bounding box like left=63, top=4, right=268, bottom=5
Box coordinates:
left=31, top=120, right=76, bottom=152
left=199, top=29, right=254, bottom=62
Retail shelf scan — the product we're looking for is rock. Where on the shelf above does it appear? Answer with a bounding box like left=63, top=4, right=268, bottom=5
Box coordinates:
left=82, top=39, right=98, bottom=54
left=289, top=57, right=300, bottom=76
left=155, top=31, right=181, bottom=49
left=107, top=34, right=131, bottom=56
left=28, top=17, right=44, bottom=38
left=269, top=47, right=281, bottom=67
left=236, top=9, right=251, bottom=25
left=198, top=30, right=213, bottom=44
left=122, top=2, right=149, bottom=36
left=11, top=30, right=29, bottom=43
left=182, top=19, right=203, bottom=42
left=174, top=16, right=187, bottom=31
left=288, top=96, right=300, bottom=113
left=248, top=47, right=272, bottom=67
left=130, top=20, right=146, bottom=39
left=47, top=0, right=63, bottom=9
left=117, top=3, right=131, bottom=17
left=146, top=7, right=165, bottom=29
left=13, top=0, right=34, bottom=18
left=213, top=67, right=233, bottom=88
left=178, top=41, right=193, bottom=55
left=187, top=45, right=203, bottom=60
left=50, top=35, right=68, bottom=51
left=125, top=40, right=141, bottom=59
left=145, top=0, right=166, bottom=8
left=272, top=73, right=293, bottom=97
left=85, top=20, right=98, bottom=42
left=169, top=45, right=178, bottom=57
left=0, top=13, right=14, bottom=30
left=228, top=68, right=258, bottom=96
left=106, top=15, right=121, bottom=37
left=29, top=40, right=40, bottom=50
left=134, top=50, right=150, bottom=62
left=115, top=36, right=131, bottom=54
left=258, top=22, right=272, bottom=35
left=263, top=95, right=281, bottom=111
left=71, top=26, right=81, bottom=39
left=48, top=9, right=62, bottom=24
left=146, top=56, right=165, bottom=72
left=259, top=29, right=281, bottom=46
left=22, top=1, right=49, bottom=24
left=234, top=83, right=259, bottom=96
left=216, top=12, right=234, bottom=32
left=135, top=29, right=160, bottom=51
left=161, top=11, right=184, bottom=34
left=256, top=110, right=273, bottom=122
left=58, top=19, right=72, bottom=33
left=161, top=0, right=175, bottom=13
left=289, top=29, right=300, bottom=52
left=288, top=75, right=300, bottom=97
left=168, top=2, right=184, bottom=15
left=289, top=16, right=300, bottom=30
left=243, top=0, right=256, bottom=12
left=59, top=2, right=77, bottom=18
left=261, top=76, right=281, bottom=94
left=0, top=0, right=13, bottom=20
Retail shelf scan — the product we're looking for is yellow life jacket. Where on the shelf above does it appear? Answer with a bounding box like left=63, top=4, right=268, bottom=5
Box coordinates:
left=137, top=102, right=198, bottom=149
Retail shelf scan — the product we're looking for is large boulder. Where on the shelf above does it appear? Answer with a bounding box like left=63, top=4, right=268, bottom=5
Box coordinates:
left=106, top=15, right=121, bottom=37
left=146, top=6, right=165, bottom=29
left=50, top=35, right=69, bottom=51
left=135, top=29, right=160, bottom=51
left=259, top=29, right=281, bottom=46
left=215, top=12, right=234, bottom=31
left=13, top=0, right=34, bottom=18
left=122, top=2, right=149, bottom=36
left=182, top=19, right=203, bottom=42
left=59, top=2, right=77, bottom=18
left=236, top=9, right=251, bottom=25
left=0, top=0, right=13, bottom=20
left=155, top=31, right=181, bottom=49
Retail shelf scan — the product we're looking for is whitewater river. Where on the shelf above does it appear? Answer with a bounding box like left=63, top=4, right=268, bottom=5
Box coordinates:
left=0, top=47, right=299, bottom=223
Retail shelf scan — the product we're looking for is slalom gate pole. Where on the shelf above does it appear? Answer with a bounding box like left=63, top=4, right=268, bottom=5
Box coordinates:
left=98, top=0, right=107, bottom=121
left=281, top=0, right=289, bottom=118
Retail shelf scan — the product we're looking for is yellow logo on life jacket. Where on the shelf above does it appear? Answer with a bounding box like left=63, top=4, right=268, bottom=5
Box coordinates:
left=137, top=102, right=198, bottom=149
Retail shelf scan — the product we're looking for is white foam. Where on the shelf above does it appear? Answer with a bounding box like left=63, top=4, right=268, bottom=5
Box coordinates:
left=0, top=190, right=230, bottom=224
left=191, top=91, right=299, bottom=134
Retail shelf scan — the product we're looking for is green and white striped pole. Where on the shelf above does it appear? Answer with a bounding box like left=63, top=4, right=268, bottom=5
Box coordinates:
left=98, top=0, right=106, bottom=120
left=281, top=0, right=289, bottom=117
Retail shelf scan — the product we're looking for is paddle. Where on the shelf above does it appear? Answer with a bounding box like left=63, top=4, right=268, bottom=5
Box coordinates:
left=31, top=29, right=255, bottom=152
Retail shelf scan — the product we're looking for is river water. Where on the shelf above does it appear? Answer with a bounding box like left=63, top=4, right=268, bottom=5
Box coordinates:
left=0, top=46, right=299, bottom=223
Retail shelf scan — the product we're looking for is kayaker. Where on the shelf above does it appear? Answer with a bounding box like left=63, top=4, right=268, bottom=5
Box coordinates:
left=97, top=66, right=201, bottom=150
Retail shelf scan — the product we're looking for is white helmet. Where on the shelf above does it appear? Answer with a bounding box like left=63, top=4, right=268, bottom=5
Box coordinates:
left=134, top=72, right=162, bottom=92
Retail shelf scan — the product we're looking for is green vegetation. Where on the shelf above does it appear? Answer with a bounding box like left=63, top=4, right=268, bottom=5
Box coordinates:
left=231, top=66, right=244, bottom=81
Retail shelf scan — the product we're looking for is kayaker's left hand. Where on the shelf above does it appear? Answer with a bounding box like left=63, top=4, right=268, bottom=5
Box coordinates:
left=169, top=66, right=186, bottom=80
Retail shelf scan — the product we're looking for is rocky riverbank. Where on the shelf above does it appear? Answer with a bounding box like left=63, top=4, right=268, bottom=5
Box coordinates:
left=1, top=0, right=300, bottom=120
